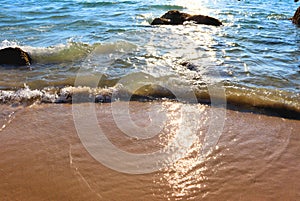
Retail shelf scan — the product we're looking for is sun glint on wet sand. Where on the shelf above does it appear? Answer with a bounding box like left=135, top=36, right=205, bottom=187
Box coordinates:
left=0, top=102, right=299, bottom=200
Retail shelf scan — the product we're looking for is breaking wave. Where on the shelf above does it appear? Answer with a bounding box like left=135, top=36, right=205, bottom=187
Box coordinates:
left=0, top=83, right=299, bottom=119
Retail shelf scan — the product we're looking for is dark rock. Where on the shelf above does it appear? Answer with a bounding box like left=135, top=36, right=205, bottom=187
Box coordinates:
left=151, top=10, right=222, bottom=26
left=151, top=18, right=171, bottom=25
left=161, top=10, right=191, bottom=25
left=187, top=15, right=223, bottom=26
left=292, top=6, right=300, bottom=25
left=0, top=47, right=32, bottom=66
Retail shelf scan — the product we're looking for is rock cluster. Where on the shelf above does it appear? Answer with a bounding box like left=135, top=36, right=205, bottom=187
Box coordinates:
left=151, top=10, right=222, bottom=26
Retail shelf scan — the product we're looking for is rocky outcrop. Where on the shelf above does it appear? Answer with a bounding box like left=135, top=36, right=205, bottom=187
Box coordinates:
left=0, top=47, right=32, bottom=66
left=151, top=10, right=222, bottom=26
left=292, top=6, right=300, bottom=25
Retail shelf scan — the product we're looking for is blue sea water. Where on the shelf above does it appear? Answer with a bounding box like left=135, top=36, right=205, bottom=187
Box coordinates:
left=0, top=0, right=299, bottom=113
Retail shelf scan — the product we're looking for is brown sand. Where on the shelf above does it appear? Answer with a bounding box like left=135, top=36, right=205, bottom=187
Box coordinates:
left=0, top=102, right=299, bottom=200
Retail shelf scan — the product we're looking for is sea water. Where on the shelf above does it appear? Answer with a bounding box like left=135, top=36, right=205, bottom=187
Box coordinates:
left=0, top=0, right=299, bottom=115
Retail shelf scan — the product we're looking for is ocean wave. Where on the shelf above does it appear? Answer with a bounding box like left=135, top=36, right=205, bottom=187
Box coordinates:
left=217, top=86, right=300, bottom=115
left=79, top=1, right=136, bottom=8
left=0, top=83, right=299, bottom=119
left=0, top=40, right=137, bottom=64
left=0, top=40, right=91, bottom=64
left=0, top=39, right=299, bottom=118
left=147, top=4, right=185, bottom=10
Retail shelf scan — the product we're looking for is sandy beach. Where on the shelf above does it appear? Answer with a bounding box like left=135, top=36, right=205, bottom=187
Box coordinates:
left=0, top=101, right=299, bottom=200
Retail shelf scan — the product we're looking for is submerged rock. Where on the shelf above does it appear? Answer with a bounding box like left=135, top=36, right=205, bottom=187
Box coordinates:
left=151, top=10, right=222, bottom=26
left=180, top=61, right=198, bottom=71
left=0, top=47, right=32, bottom=66
left=292, top=6, right=300, bottom=25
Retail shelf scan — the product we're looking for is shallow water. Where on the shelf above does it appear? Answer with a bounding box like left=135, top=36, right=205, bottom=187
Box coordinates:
left=0, top=102, right=299, bottom=200
left=0, top=0, right=299, bottom=113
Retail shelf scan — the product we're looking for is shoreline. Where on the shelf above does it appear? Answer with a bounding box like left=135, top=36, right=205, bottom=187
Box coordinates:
left=0, top=85, right=299, bottom=120
left=0, top=101, right=299, bottom=200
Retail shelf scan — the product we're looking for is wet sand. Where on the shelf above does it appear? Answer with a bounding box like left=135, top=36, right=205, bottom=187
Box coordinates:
left=0, top=102, right=299, bottom=200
